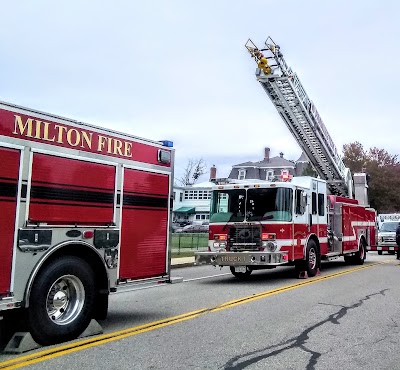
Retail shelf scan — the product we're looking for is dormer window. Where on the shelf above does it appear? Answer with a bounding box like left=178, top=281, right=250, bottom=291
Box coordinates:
left=238, top=169, right=246, bottom=180
left=266, top=170, right=274, bottom=181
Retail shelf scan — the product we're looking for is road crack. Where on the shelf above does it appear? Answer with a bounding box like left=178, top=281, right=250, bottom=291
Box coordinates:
left=221, top=289, right=388, bottom=370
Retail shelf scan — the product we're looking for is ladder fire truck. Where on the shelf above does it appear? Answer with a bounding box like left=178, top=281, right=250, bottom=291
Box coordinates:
left=0, top=101, right=174, bottom=347
left=195, top=37, right=376, bottom=278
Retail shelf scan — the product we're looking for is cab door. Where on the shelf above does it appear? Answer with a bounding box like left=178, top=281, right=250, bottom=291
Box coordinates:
left=311, top=180, right=328, bottom=255
left=292, top=188, right=308, bottom=260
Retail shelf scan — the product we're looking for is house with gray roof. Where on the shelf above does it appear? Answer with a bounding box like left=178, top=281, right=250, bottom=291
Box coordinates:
left=228, top=147, right=310, bottom=181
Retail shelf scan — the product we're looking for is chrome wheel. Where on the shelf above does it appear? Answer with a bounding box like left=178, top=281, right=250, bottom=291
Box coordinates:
left=308, top=247, right=317, bottom=270
left=359, top=243, right=365, bottom=260
left=46, top=275, right=85, bottom=325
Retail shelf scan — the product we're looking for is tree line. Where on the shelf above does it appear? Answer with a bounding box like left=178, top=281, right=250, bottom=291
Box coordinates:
left=342, top=142, right=400, bottom=213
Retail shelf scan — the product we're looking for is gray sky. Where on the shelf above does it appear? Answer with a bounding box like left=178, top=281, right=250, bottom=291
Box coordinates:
left=1, top=1, right=399, bottom=183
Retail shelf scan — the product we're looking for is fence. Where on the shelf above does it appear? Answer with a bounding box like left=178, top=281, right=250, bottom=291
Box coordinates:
left=171, top=233, right=208, bottom=256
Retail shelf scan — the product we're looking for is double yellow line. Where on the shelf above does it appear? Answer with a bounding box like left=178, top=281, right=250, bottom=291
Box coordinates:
left=0, top=261, right=388, bottom=369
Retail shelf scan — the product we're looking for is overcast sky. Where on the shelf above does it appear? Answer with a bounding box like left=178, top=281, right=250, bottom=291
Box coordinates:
left=1, top=1, right=399, bottom=183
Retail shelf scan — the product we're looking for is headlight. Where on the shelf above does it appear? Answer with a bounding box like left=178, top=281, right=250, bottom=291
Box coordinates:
left=213, top=242, right=226, bottom=248
left=265, top=241, right=277, bottom=252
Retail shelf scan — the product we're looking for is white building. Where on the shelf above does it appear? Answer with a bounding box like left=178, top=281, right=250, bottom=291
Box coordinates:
left=172, top=181, right=213, bottom=224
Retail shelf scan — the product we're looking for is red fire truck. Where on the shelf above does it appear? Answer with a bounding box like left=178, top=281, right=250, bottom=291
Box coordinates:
left=0, top=101, right=174, bottom=345
left=195, top=37, right=377, bottom=278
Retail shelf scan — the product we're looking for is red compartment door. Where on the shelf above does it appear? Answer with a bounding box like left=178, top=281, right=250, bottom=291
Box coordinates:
left=120, top=169, right=169, bottom=280
left=29, top=154, right=115, bottom=225
left=0, top=148, right=20, bottom=295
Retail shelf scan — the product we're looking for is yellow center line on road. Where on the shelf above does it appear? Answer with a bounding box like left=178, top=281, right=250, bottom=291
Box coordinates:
left=0, top=260, right=391, bottom=370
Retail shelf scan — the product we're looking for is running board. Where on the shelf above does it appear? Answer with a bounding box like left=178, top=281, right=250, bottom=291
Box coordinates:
left=322, top=253, right=341, bottom=262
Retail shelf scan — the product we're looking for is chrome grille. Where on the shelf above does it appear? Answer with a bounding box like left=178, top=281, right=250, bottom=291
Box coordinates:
left=228, top=225, right=261, bottom=251
left=383, top=236, right=395, bottom=242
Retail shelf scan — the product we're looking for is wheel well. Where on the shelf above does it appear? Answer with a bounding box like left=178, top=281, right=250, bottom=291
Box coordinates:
left=308, top=235, right=320, bottom=255
left=298, top=235, right=320, bottom=262
left=26, top=243, right=109, bottom=307
left=360, top=235, right=367, bottom=247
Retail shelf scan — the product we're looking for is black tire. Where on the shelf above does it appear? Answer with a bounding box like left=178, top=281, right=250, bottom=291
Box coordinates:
left=354, top=241, right=366, bottom=265
left=344, top=241, right=366, bottom=265
left=27, top=256, right=95, bottom=345
left=297, top=240, right=319, bottom=277
left=344, top=254, right=354, bottom=264
left=230, top=266, right=252, bottom=279
left=378, top=250, right=383, bottom=255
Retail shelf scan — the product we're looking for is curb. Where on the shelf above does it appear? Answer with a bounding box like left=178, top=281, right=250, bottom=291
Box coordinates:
left=171, top=262, right=196, bottom=269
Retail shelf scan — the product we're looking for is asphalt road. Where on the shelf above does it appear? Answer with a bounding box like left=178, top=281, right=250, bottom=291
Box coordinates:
left=1, top=252, right=400, bottom=370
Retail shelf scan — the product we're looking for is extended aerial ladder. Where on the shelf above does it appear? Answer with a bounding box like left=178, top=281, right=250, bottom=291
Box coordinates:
left=245, top=37, right=353, bottom=197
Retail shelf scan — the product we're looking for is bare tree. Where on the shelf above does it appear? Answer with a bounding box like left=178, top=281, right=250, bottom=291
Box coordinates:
left=176, top=158, right=208, bottom=186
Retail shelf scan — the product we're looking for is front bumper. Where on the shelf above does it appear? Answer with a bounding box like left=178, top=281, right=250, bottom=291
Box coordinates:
left=194, top=251, right=289, bottom=267
left=368, top=243, right=398, bottom=251
left=378, top=241, right=397, bottom=247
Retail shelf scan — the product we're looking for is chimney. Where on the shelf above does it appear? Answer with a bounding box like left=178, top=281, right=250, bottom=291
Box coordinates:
left=264, top=147, right=270, bottom=162
left=210, top=165, right=217, bottom=181
left=279, top=152, right=284, bottom=158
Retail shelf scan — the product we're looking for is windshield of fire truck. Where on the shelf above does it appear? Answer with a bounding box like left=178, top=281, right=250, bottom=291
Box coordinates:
left=246, top=187, right=292, bottom=221
left=209, top=189, right=246, bottom=223
left=209, top=187, right=292, bottom=223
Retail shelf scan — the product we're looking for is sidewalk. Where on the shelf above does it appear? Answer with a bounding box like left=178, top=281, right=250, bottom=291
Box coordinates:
left=171, top=256, right=196, bottom=268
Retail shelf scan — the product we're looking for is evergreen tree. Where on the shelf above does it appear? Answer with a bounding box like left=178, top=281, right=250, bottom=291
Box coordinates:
left=301, top=163, right=317, bottom=177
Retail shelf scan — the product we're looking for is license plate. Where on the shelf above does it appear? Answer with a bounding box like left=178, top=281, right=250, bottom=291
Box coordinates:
left=235, top=266, right=246, bottom=273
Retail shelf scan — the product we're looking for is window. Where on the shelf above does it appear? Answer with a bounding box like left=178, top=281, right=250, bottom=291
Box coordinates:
left=173, top=192, right=176, bottom=201
left=381, top=222, right=398, bottom=232
left=179, top=193, right=183, bottom=202
left=238, top=169, right=246, bottom=180
left=266, top=170, right=274, bottom=181
left=195, top=214, right=208, bottom=220
left=295, top=189, right=305, bottom=215
left=184, top=190, right=212, bottom=200
left=210, top=189, right=246, bottom=222
left=210, top=188, right=293, bottom=223
left=311, top=192, right=317, bottom=214
left=247, top=187, right=292, bottom=221
left=318, top=193, right=325, bottom=216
